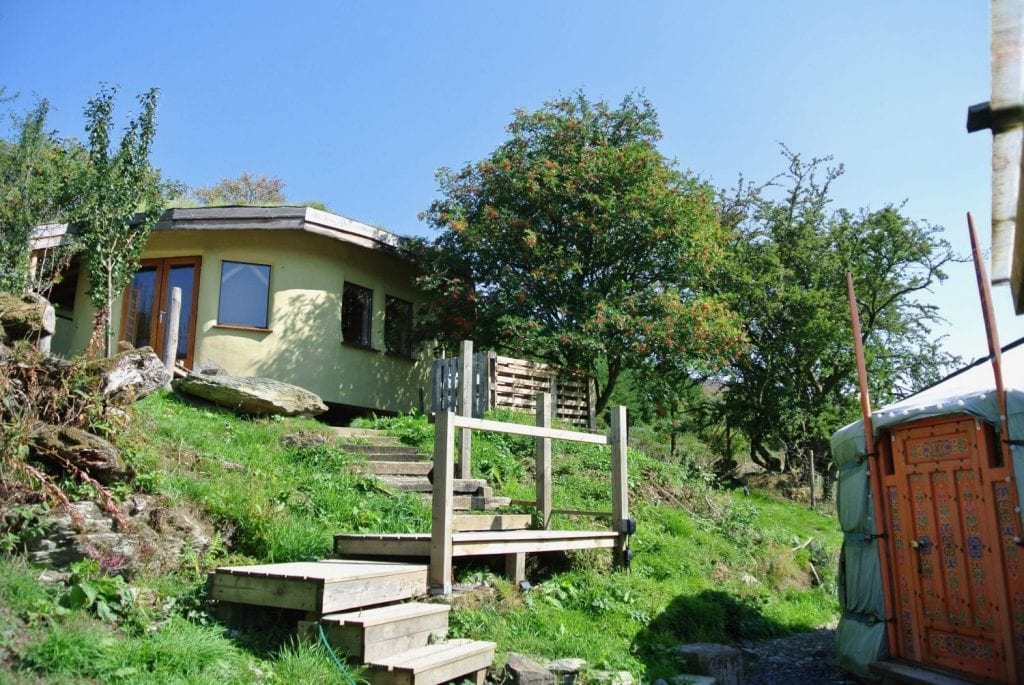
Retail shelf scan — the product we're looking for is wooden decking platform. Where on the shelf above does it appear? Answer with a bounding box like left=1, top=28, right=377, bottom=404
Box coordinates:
left=334, top=529, right=619, bottom=558
left=209, top=559, right=427, bottom=614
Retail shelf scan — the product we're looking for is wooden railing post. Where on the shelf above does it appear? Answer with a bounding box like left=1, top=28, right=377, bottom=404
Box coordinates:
left=536, top=392, right=553, bottom=529
left=430, top=411, right=455, bottom=594
left=162, top=286, right=182, bottom=390
left=457, top=340, right=473, bottom=479
left=610, top=405, right=629, bottom=568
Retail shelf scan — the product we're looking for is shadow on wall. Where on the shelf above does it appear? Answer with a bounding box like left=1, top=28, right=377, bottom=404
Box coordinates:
left=632, top=589, right=798, bottom=678
left=246, top=291, right=426, bottom=414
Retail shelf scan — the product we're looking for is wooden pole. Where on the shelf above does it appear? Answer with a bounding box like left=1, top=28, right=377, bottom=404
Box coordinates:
left=457, top=340, right=473, bottom=479
left=429, top=411, right=455, bottom=594
left=162, top=286, right=182, bottom=388
left=968, top=213, right=1015, bottom=467
left=535, top=392, right=553, bottom=529
left=846, top=272, right=898, bottom=659
left=610, top=405, right=629, bottom=568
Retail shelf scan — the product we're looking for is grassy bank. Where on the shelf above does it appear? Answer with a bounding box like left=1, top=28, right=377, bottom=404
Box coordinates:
left=0, top=392, right=841, bottom=683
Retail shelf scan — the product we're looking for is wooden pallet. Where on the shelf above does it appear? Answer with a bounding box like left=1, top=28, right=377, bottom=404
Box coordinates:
left=299, top=602, right=450, bottom=662
left=367, top=639, right=496, bottom=685
left=209, top=560, right=427, bottom=614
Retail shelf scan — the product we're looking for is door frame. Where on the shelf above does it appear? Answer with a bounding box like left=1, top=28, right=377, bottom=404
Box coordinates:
left=119, top=256, right=202, bottom=369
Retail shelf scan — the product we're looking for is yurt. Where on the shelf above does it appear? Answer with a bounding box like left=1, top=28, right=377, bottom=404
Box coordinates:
left=832, top=339, right=1024, bottom=682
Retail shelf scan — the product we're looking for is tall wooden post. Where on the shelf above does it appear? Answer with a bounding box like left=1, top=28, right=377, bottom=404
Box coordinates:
left=457, top=340, right=473, bottom=479
left=846, top=272, right=898, bottom=659
left=430, top=411, right=455, bottom=594
left=162, top=287, right=182, bottom=390
left=535, top=392, right=553, bottom=529
left=610, top=405, right=629, bottom=568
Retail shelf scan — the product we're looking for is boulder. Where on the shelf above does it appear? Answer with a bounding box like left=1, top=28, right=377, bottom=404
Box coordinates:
left=673, top=644, right=743, bottom=685
left=29, top=424, right=132, bottom=485
left=0, top=292, right=55, bottom=341
left=501, top=653, right=556, bottom=685
left=545, top=659, right=587, bottom=685
left=97, top=346, right=170, bottom=400
left=173, top=374, right=328, bottom=417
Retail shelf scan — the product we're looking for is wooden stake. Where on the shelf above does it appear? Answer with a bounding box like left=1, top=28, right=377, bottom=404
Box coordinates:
left=846, top=272, right=897, bottom=659
left=535, top=392, right=553, bottom=529
left=610, top=405, right=629, bottom=568
left=968, top=212, right=1014, bottom=467
left=457, top=340, right=473, bottom=479
left=429, top=411, right=455, bottom=595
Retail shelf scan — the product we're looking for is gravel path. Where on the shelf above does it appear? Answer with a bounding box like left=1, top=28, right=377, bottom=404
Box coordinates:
left=740, top=627, right=858, bottom=684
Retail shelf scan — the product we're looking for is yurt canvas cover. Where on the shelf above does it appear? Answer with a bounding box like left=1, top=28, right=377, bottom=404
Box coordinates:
left=831, top=339, right=1024, bottom=680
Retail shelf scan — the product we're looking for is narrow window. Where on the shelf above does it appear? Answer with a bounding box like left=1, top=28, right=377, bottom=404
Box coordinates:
left=218, top=260, right=270, bottom=328
left=385, top=296, right=414, bottom=357
left=342, top=282, right=373, bottom=347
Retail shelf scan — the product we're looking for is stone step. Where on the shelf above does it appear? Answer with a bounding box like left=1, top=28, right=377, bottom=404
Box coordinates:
left=340, top=444, right=426, bottom=457
left=357, top=461, right=434, bottom=477
left=452, top=514, right=532, bottom=532
left=453, top=495, right=512, bottom=512
left=366, top=638, right=495, bottom=685
left=381, top=476, right=487, bottom=494
left=333, top=428, right=401, bottom=441
left=298, top=602, right=450, bottom=663
left=209, top=560, right=427, bottom=615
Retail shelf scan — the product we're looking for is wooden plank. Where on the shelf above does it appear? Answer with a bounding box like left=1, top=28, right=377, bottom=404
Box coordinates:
left=452, top=514, right=533, bottom=532
left=368, top=639, right=495, bottom=685
left=430, top=411, right=455, bottom=594
left=453, top=535, right=617, bottom=556
left=335, top=534, right=431, bottom=558
left=536, top=392, right=553, bottom=529
left=320, top=570, right=426, bottom=614
left=210, top=573, right=320, bottom=612
left=450, top=415, right=609, bottom=445
left=319, top=603, right=450, bottom=662
left=458, top=340, right=473, bottom=479
left=550, top=509, right=612, bottom=518
left=610, top=405, right=629, bottom=568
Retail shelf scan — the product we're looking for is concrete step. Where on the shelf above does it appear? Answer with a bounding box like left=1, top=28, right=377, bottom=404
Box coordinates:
left=299, top=602, right=450, bottom=663
left=357, top=461, right=434, bottom=477
left=453, top=495, right=512, bottom=511
left=366, top=638, right=495, bottom=685
left=333, top=428, right=401, bottom=442
left=381, top=476, right=487, bottom=494
left=870, top=660, right=980, bottom=685
left=452, top=514, right=532, bottom=532
left=209, top=560, right=427, bottom=615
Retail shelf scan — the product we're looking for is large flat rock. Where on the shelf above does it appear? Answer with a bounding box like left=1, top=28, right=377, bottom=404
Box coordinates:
left=173, top=374, right=327, bottom=416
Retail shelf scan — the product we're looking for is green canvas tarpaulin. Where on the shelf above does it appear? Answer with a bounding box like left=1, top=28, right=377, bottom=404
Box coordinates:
left=831, top=339, right=1024, bottom=679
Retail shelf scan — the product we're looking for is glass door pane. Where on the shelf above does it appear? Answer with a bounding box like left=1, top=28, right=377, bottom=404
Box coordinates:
left=167, top=264, right=196, bottom=361
left=124, top=266, right=159, bottom=350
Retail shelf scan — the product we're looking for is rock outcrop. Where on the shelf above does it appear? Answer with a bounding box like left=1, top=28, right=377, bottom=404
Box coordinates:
left=97, top=346, right=170, bottom=400
left=29, top=424, right=132, bottom=485
left=173, top=374, right=327, bottom=417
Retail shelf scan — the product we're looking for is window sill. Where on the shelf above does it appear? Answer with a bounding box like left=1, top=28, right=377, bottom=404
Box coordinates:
left=213, top=323, right=273, bottom=334
left=384, top=350, right=416, bottom=361
left=342, top=341, right=380, bottom=353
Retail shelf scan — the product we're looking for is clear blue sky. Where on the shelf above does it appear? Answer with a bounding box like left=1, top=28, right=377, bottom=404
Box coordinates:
left=1, top=1, right=1017, bottom=364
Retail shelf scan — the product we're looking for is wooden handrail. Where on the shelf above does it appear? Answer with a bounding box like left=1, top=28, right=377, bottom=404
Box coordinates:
left=449, top=414, right=611, bottom=445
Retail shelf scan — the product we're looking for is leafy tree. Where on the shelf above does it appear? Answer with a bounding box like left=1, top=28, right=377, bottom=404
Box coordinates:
left=418, top=92, right=745, bottom=414
left=714, top=149, right=959, bottom=492
left=0, top=100, right=84, bottom=293
left=76, top=87, right=165, bottom=357
left=194, top=171, right=286, bottom=205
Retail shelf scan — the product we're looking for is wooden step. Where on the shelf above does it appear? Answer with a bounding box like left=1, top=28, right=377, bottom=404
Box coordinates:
left=366, top=639, right=495, bottom=685
left=380, top=476, right=487, bottom=494
left=340, top=444, right=426, bottom=457
left=334, top=530, right=619, bottom=558
left=209, top=560, right=427, bottom=614
left=299, top=602, right=450, bottom=662
left=869, top=660, right=980, bottom=685
left=453, top=495, right=512, bottom=511
left=356, top=461, right=434, bottom=477
left=453, top=514, right=532, bottom=532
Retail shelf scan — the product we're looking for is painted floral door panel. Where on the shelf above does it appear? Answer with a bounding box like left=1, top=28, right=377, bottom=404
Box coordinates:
left=880, top=415, right=1021, bottom=683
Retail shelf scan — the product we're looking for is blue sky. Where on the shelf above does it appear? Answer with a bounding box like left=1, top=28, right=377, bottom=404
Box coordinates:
left=1, top=1, right=1017, bottom=364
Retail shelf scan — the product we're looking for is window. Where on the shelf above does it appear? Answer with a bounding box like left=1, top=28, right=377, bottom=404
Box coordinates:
left=218, top=260, right=270, bottom=329
left=342, top=282, right=373, bottom=347
left=385, top=296, right=414, bottom=357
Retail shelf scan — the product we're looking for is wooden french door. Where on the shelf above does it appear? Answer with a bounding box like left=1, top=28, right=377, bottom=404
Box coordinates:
left=880, top=414, right=1024, bottom=683
left=120, top=257, right=201, bottom=369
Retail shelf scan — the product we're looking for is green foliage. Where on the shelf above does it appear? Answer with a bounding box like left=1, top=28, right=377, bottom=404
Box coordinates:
left=60, top=558, right=136, bottom=625
left=0, top=98, right=85, bottom=294
left=194, top=171, right=287, bottom=206
left=714, top=148, right=960, bottom=483
left=75, top=86, right=166, bottom=356
left=417, top=91, right=745, bottom=413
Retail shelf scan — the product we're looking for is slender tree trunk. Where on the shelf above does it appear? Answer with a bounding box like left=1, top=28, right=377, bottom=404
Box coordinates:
left=104, top=268, right=113, bottom=357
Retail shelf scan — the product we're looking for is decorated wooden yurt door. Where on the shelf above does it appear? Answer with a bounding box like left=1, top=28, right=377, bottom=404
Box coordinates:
left=879, top=414, right=1024, bottom=682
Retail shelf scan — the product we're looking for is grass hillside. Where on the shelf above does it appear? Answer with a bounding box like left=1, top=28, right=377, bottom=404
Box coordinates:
left=0, top=392, right=841, bottom=683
